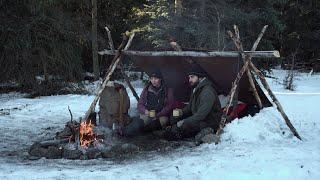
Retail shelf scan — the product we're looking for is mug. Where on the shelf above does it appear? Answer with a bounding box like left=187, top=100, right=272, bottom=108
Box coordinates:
left=173, top=108, right=182, bottom=117
left=149, top=110, right=156, bottom=118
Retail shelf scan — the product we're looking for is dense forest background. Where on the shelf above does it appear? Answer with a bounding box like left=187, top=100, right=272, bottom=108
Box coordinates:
left=1, top=0, right=319, bottom=93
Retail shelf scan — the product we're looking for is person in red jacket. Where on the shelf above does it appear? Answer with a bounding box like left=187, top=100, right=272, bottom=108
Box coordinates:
left=122, top=69, right=174, bottom=136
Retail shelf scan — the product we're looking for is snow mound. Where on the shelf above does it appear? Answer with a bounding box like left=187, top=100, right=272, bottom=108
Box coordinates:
left=221, top=108, right=294, bottom=144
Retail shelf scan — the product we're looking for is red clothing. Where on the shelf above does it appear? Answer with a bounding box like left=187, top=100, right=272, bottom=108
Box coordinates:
left=137, top=85, right=174, bottom=118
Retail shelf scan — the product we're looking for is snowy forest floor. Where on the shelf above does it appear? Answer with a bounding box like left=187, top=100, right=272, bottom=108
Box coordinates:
left=0, top=69, right=319, bottom=180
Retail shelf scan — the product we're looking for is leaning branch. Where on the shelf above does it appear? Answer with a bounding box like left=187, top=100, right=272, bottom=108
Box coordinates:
left=105, top=26, right=115, bottom=52
left=83, top=33, right=134, bottom=122
left=120, top=65, right=140, bottom=101
left=215, top=56, right=251, bottom=136
left=249, top=62, right=302, bottom=140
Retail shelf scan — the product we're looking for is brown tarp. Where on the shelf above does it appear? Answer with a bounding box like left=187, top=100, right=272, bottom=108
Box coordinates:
left=131, top=56, right=271, bottom=107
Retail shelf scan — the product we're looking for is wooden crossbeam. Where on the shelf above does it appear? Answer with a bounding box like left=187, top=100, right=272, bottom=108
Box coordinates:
left=98, top=50, right=280, bottom=58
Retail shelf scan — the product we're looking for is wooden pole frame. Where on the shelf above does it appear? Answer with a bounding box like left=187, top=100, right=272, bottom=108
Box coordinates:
left=229, top=25, right=266, bottom=109
left=104, top=27, right=140, bottom=102
left=215, top=25, right=302, bottom=141
left=82, top=33, right=133, bottom=122
left=96, top=25, right=301, bottom=142
left=76, top=33, right=134, bottom=149
left=216, top=25, right=268, bottom=137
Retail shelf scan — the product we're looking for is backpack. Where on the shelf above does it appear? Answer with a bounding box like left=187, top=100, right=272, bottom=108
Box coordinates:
left=99, top=82, right=131, bottom=128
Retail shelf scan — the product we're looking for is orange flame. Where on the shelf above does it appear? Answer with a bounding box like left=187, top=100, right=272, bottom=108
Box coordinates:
left=79, top=120, right=100, bottom=148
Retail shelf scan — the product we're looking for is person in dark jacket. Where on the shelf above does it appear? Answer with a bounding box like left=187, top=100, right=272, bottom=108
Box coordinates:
left=138, top=69, right=174, bottom=129
left=122, top=68, right=174, bottom=136
left=166, top=64, right=222, bottom=139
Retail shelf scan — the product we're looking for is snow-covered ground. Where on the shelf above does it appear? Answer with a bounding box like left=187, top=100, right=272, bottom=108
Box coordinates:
left=0, top=70, right=319, bottom=180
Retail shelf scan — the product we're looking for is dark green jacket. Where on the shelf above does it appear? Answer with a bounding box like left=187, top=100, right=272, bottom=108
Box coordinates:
left=182, top=78, right=222, bottom=129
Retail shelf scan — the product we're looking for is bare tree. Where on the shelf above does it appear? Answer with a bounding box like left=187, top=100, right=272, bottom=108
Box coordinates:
left=175, top=0, right=182, bottom=16
left=92, top=0, right=99, bottom=79
left=212, top=4, right=224, bottom=50
left=284, top=42, right=300, bottom=91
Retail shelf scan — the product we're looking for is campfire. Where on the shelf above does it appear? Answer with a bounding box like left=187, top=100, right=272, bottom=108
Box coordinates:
left=61, top=115, right=104, bottom=149
left=28, top=117, right=114, bottom=160
left=59, top=110, right=104, bottom=149
left=27, top=117, right=195, bottom=160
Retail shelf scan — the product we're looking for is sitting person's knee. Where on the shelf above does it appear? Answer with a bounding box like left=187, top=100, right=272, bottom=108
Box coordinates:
left=139, top=114, right=150, bottom=125
left=159, top=116, right=168, bottom=127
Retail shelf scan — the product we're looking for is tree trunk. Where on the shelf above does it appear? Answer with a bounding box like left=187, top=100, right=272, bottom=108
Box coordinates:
left=40, top=48, right=48, bottom=82
left=213, top=4, right=221, bottom=50
left=92, top=0, right=99, bottom=79
left=200, top=0, right=205, bottom=17
left=175, top=0, right=182, bottom=16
